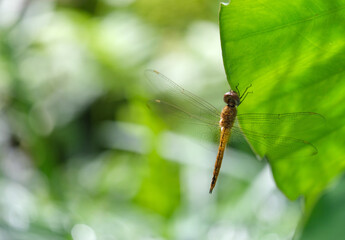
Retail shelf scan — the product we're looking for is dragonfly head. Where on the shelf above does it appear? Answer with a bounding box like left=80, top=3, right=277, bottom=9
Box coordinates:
left=224, top=90, right=240, bottom=107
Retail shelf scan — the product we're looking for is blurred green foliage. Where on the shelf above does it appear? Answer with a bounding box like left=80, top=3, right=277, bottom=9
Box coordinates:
left=298, top=174, right=345, bottom=240
left=0, top=0, right=343, bottom=239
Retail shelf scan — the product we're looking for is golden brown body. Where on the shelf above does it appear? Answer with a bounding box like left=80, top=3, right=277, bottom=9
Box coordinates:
left=209, top=104, right=237, bottom=193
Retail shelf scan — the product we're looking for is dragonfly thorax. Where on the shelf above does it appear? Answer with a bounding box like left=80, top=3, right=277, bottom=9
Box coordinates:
left=224, top=90, right=240, bottom=107
left=220, top=105, right=237, bottom=129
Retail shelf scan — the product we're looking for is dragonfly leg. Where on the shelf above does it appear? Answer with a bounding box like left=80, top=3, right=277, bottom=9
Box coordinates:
left=240, top=84, right=253, bottom=103
left=235, top=83, right=240, bottom=96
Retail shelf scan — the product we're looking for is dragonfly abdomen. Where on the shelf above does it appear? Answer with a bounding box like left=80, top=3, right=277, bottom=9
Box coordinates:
left=210, top=105, right=237, bottom=193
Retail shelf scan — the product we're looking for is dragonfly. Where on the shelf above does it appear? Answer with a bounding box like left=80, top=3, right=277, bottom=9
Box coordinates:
left=145, top=70, right=324, bottom=193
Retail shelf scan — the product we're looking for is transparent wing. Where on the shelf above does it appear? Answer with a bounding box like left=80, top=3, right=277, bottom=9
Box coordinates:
left=147, top=98, right=221, bottom=151
left=231, top=125, right=318, bottom=159
left=145, top=69, right=221, bottom=124
left=147, top=99, right=219, bottom=127
left=237, top=112, right=325, bottom=135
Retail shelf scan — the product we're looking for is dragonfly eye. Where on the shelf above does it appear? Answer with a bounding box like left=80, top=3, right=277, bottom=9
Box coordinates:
left=224, top=91, right=240, bottom=106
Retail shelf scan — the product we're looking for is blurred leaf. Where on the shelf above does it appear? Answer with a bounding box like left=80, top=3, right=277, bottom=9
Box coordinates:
left=297, top=174, right=345, bottom=240
left=219, top=0, right=345, bottom=200
left=134, top=153, right=181, bottom=218
left=133, top=0, right=217, bottom=32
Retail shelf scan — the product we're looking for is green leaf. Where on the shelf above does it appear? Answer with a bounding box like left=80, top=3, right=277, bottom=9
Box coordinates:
left=219, top=0, right=345, bottom=200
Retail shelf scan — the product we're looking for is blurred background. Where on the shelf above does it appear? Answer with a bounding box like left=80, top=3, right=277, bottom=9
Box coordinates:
left=0, top=0, right=303, bottom=239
